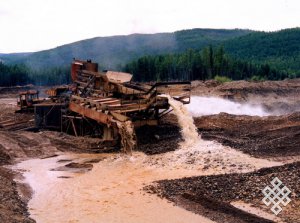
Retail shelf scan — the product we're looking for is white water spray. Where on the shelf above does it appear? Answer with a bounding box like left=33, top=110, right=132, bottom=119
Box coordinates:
left=165, top=95, right=199, bottom=148
left=186, top=96, right=269, bottom=117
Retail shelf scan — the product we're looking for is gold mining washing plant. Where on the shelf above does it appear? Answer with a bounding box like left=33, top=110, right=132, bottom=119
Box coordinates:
left=30, top=59, right=191, bottom=153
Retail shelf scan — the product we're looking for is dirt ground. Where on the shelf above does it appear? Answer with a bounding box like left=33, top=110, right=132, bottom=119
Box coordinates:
left=0, top=80, right=300, bottom=222
left=0, top=167, right=35, bottom=223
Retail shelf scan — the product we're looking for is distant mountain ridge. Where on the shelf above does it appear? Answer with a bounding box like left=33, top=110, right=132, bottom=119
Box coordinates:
left=0, top=28, right=252, bottom=69
left=1, top=27, right=299, bottom=73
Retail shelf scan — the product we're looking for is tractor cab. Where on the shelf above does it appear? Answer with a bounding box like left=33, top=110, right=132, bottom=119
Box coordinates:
left=17, top=90, right=39, bottom=112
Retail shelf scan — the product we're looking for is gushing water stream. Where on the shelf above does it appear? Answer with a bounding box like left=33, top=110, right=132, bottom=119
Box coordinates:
left=164, top=95, right=199, bottom=147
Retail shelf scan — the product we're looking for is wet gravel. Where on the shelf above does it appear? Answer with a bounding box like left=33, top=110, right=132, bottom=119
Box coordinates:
left=147, top=162, right=300, bottom=223
left=136, top=123, right=182, bottom=155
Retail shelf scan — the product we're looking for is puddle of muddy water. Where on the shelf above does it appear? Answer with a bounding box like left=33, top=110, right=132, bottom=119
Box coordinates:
left=16, top=153, right=216, bottom=223
left=15, top=144, right=281, bottom=223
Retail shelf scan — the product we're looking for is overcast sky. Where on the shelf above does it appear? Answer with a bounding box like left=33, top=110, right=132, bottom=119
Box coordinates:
left=0, top=0, right=299, bottom=53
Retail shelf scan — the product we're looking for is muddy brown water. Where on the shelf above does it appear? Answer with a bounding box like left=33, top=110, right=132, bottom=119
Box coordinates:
left=16, top=153, right=214, bottom=223
left=16, top=141, right=281, bottom=223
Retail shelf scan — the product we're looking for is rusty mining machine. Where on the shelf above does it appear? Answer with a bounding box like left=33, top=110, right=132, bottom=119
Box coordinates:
left=35, top=59, right=191, bottom=153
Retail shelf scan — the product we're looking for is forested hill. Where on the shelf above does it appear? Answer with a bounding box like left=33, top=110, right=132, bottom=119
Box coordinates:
left=1, top=28, right=299, bottom=74
left=124, top=28, right=300, bottom=82
left=0, top=28, right=252, bottom=69
left=223, top=28, right=300, bottom=73
left=1, top=28, right=299, bottom=86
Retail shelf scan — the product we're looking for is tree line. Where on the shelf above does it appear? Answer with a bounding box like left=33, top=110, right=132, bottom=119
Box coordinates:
left=0, top=46, right=297, bottom=87
left=123, top=46, right=294, bottom=82
left=0, top=63, right=30, bottom=86
left=0, top=62, right=70, bottom=86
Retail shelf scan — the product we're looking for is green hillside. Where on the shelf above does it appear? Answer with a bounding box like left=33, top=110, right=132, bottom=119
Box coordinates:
left=0, top=28, right=252, bottom=70
left=1, top=28, right=299, bottom=74
left=1, top=27, right=299, bottom=86
left=223, top=28, right=300, bottom=74
left=124, top=28, right=300, bottom=82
